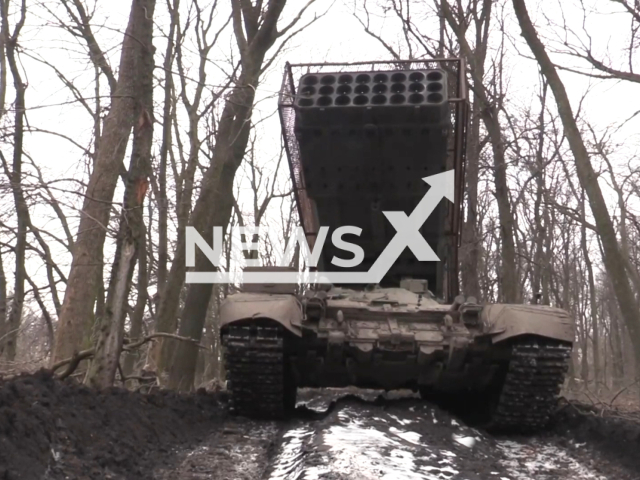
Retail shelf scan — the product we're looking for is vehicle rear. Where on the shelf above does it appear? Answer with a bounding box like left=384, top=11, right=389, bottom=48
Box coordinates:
left=220, top=59, right=573, bottom=431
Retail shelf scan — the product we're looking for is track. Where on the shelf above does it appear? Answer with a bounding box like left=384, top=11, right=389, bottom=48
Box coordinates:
left=224, top=325, right=294, bottom=419
left=224, top=330, right=571, bottom=432
left=491, top=339, right=572, bottom=431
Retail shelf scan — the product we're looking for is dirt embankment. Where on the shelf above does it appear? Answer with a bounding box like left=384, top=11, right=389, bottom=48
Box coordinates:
left=0, top=370, right=226, bottom=480
left=551, top=402, right=640, bottom=477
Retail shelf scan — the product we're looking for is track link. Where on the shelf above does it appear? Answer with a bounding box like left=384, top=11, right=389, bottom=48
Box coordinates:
left=223, top=325, right=293, bottom=419
left=491, top=339, right=571, bottom=431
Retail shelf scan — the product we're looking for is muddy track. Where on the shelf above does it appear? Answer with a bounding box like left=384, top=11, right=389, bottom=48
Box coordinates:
left=155, top=389, right=639, bottom=480
left=154, top=417, right=284, bottom=479
left=1, top=373, right=639, bottom=479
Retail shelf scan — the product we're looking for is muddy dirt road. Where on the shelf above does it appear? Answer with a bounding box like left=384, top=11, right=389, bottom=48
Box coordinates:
left=155, top=390, right=638, bottom=480
left=1, top=373, right=638, bottom=479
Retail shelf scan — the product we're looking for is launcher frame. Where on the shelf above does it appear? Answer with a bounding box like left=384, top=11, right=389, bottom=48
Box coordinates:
left=278, top=59, right=469, bottom=302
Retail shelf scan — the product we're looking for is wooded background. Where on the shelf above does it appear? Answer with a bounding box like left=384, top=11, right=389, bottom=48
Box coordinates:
left=0, top=0, right=638, bottom=402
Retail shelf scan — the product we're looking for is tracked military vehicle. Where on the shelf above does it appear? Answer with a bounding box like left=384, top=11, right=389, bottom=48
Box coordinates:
left=220, top=59, right=573, bottom=431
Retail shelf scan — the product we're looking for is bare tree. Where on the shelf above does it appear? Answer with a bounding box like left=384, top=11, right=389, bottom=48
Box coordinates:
left=84, top=0, right=156, bottom=389
left=152, top=0, right=234, bottom=375
left=513, top=0, right=640, bottom=395
left=0, top=0, right=27, bottom=361
left=52, top=0, right=156, bottom=365
left=440, top=0, right=520, bottom=303
left=353, top=0, right=520, bottom=302
left=233, top=137, right=292, bottom=262
left=164, top=0, right=318, bottom=391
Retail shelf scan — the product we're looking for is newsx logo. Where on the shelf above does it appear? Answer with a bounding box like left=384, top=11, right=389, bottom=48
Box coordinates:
left=185, top=170, right=454, bottom=284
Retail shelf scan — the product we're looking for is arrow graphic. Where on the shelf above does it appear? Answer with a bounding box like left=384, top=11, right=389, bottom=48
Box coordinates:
left=367, top=169, right=455, bottom=283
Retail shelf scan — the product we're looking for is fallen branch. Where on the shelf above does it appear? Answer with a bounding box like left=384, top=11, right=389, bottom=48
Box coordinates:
left=56, top=349, right=94, bottom=380
left=609, top=379, right=640, bottom=408
left=122, top=332, right=206, bottom=352
left=122, top=375, right=157, bottom=382
left=563, top=398, right=640, bottom=423
left=51, top=333, right=206, bottom=380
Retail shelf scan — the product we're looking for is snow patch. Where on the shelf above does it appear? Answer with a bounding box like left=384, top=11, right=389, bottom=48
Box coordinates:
left=389, top=414, right=414, bottom=425
left=302, top=414, right=460, bottom=480
left=498, top=440, right=607, bottom=480
left=389, top=426, right=422, bottom=445
left=268, top=428, right=313, bottom=480
left=453, top=435, right=476, bottom=448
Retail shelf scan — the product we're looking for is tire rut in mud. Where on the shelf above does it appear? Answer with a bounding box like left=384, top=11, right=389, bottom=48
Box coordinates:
left=154, top=417, right=287, bottom=480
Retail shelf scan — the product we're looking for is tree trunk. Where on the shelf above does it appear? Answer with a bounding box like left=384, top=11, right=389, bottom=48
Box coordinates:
left=84, top=0, right=155, bottom=388
left=460, top=97, right=481, bottom=298
left=147, top=0, right=177, bottom=373
left=610, top=300, right=625, bottom=389
left=580, top=195, right=600, bottom=387
left=0, top=0, right=6, bottom=352
left=166, top=90, right=257, bottom=390
left=512, top=0, right=640, bottom=395
left=123, top=237, right=148, bottom=379
left=166, top=0, right=291, bottom=391
left=153, top=1, right=222, bottom=374
left=0, top=248, right=6, bottom=356
left=155, top=0, right=178, bottom=303
left=580, top=332, right=589, bottom=384
left=210, top=285, right=223, bottom=381
left=0, top=0, right=8, bottom=118
left=1, top=0, right=27, bottom=361
left=155, top=107, right=203, bottom=374
left=441, top=0, right=520, bottom=303
left=51, top=0, right=152, bottom=365
left=531, top=80, right=548, bottom=303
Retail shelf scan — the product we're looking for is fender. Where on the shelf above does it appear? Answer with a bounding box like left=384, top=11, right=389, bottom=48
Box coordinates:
left=220, top=292, right=303, bottom=337
left=481, top=304, right=574, bottom=344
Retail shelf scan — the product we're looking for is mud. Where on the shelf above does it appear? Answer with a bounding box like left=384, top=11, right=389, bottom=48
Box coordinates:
left=0, top=370, right=225, bottom=480
left=551, top=402, right=640, bottom=479
left=264, top=391, right=624, bottom=480
left=154, top=417, right=283, bottom=480
left=1, top=374, right=639, bottom=480
left=155, top=389, right=640, bottom=480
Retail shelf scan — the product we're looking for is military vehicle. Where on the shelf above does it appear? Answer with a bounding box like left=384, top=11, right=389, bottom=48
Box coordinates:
left=220, top=59, right=573, bottom=431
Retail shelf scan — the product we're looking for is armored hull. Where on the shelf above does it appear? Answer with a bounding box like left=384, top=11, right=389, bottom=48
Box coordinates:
left=221, top=284, right=572, bottom=430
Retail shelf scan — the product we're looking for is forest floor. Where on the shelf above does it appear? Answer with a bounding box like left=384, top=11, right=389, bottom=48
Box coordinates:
left=1, top=372, right=639, bottom=480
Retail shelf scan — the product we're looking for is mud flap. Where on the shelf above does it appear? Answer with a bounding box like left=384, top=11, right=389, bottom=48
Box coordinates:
left=220, top=292, right=303, bottom=337
left=481, top=304, right=573, bottom=344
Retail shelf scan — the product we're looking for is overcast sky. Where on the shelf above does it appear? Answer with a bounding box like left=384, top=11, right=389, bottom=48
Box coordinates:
left=3, top=0, right=638, bottom=296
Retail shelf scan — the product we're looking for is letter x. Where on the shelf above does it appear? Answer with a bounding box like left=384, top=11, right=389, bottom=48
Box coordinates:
left=382, top=210, right=438, bottom=261
left=367, top=179, right=447, bottom=282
